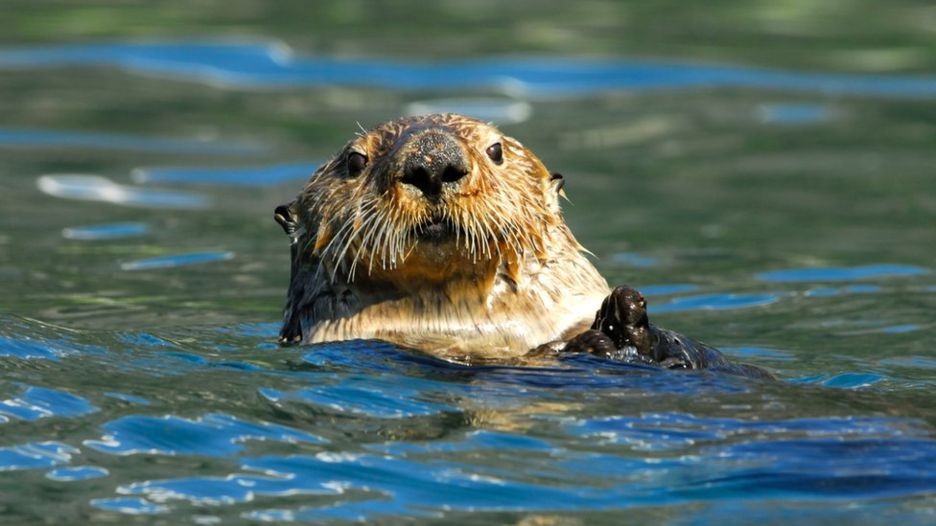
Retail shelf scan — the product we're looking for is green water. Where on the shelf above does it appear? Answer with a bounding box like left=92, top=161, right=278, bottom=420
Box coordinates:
left=1, top=1, right=935, bottom=524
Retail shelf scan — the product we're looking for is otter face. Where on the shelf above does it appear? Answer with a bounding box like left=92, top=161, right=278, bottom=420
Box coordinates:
left=284, top=113, right=563, bottom=284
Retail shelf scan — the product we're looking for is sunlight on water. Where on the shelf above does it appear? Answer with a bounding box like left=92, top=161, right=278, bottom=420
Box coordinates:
left=651, top=293, right=782, bottom=313
left=62, top=222, right=150, bottom=240
left=405, top=98, right=533, bottom=124
left=38, top=174, right=210, bottom=209
left=3, top=41, right=936, bottom=97
left=83, top=413, right=326, bottom=456
left=0, top=128, right=265, bottom=155
left=757, top=264, right=929, bottom=282
left=132, top=162, right=319, bottom=187
left=46, top=465, right=110, bottom=482
left=119, top=251, right=234, bottom=270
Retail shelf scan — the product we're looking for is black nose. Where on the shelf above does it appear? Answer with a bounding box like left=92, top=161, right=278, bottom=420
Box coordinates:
left=400, top=129, right=468, bottom=198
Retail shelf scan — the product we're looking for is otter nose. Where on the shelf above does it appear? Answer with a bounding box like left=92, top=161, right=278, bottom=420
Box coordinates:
left=400, top=129, right=468, bottom=198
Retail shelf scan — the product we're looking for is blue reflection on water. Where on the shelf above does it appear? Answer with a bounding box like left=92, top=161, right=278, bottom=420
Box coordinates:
left=38, top=174, right=209, bottom=209
left=757, top=264, right=928, bottom=282
left=0, top=442, right=79, bottom=471
left=260, top=375, right=459, bottom=418
left=805, top=284, right=881, bottom=297
left=757, top=103, right=830, bottom=124
left=46, top=465, right=109, bottom=482
left=120, top=251, right=234, bottom=271
left=104, top=392, right=152, bottom=406
left=651, top=293, right=781, bottom=313
left=611, top=252, right=659, bottom=268
left=83, top=413, right=326, bottom=456
left=3, top=41, right=936, bottom=97
left=720, top=347, right=794, bottom=362
left=0, top=323, right=106, bottom=361
left=0, top=336, right=70, bottom=360
left=639, top=284, right=700, bottom=296
left=406, top=98, right=532, bottom=123
left=62, top=222, right=150, bottom=240
left=789, top=373, right=885, bottom=389
left=0, top=386, right=97, bottom=421
left=90, top=497, right=168, bottom=515
left=133, top=161, right=319, bottom=187
left=879, top=324, right=921, bottom=334
left=0, top=128, right=264, bottom=155
left=296, top=341, right=755, bottom=395
left=96, top=413, right=935, bottom=519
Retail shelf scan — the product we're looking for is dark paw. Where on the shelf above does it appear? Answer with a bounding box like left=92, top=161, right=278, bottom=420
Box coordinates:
left=562, top=329, right=617, bottom=359
left=592, top=285, right=653, bottom=357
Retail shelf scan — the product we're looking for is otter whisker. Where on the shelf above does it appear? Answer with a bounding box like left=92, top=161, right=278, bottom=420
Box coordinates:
left=323, top=198, right=378, bottom=265
left=353, top=206, right=390, bottom=279
left=335, top=204, right=382, bottom=283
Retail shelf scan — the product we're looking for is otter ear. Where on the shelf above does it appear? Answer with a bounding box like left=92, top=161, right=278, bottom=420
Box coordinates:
left=550, top=172, right=568, bottom=200
left=274, top=202, right=299, bottom=236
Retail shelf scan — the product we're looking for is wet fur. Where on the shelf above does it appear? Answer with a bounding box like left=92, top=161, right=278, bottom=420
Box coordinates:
left=278, top=114, right=609, bottom=362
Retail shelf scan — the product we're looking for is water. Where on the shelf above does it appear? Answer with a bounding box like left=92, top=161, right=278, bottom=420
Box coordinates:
left=1, top=2, right=935, bottom=524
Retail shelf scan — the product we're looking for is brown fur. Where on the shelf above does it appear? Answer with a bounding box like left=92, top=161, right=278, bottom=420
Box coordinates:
left=277, top=113, right=609, bottom=363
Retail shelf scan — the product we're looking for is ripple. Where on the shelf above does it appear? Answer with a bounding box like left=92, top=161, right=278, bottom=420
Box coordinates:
left=650, top=293, right=781, bottom=313
left=90, top=497, right=168, bottom=515
left=119, top=472, right=341, bottom=506
left=878, top=356, right=936, bottom=369
left=639, top=284, right=700, bottom=296
left=757, top=264, right=928, bottom=283
left=0, top=128, right=263, bottom=155
left=227, top=322, right=280, bottom=338
left=117, top=332, right=176, bottom=347
left=878, top=324, right=921, bottom=334
left=0, top=386, right=97, bottom=422
left=825, top=373, right=884, bottom=388
left=790, top=372, right=885, bottom=389
left=720, top=347, right=794, bottom=362
left=46, top=465, right=109, bottom=481
left=120, top=251, right=234, bottom=271
left=83, top=413, right=326, bottom=456
left=132, top=161, right=318, bottom=187
left=757, top=103, right=831, bottom=125
left=0, top=336, right=73, bottom=360
left=38, top=174, right=209, bottom=209
left=95, top=414, right=934, bottom=518
left=611, top=252, right=659, bottom=268
left=0, top=442, right=79, bottom=471
left=3, top=41, right=936, bottom=98
left=371, top=430, right=556, bottom=456
left=805, top=284, right=882, bottom=297
left=682, top=436, right=936, bottom=499
left=405, top=98, right=532, bottom=123
left=62, top=222, right=150, bottom=240
left=104, top=392, right=152, bottom=405
left=259, top=375, right=458, bottom=418
left=569, top=413, right=923, bottom=451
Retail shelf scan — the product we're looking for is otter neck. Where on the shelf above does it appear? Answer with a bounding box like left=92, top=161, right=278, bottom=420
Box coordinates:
left=349, top=248, right=501, bottom=302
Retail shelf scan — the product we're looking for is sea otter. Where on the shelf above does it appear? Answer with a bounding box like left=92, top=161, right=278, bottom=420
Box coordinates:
left=274, top=113, right=768, bottom=376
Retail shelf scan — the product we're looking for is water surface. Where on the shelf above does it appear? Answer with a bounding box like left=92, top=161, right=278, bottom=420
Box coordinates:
left=1, top=2, right=934, bottom=524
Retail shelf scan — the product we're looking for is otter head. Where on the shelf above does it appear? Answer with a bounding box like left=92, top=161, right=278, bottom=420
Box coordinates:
left=275, top=113, right=605, bottom=354
left=278, top=113, right=565, bottom=288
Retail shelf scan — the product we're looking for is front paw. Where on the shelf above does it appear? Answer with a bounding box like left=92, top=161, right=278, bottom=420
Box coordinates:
left=561, top=329, right=617, bottom=358
left=592, top=285, right=652, bottom=357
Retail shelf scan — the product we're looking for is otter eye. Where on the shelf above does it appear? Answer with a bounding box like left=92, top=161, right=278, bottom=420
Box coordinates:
left=485, top=142, right=503, bottom=164
left=347, top=152, right=368, bottom=176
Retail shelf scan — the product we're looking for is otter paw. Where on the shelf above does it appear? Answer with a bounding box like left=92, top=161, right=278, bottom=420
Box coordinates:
left=592, top=285, right=653, bottom=357
left=562, top=329, right=617, bottom=358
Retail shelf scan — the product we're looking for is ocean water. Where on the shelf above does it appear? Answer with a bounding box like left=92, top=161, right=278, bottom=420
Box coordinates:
left=1, top=2, right=934, bottom=524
